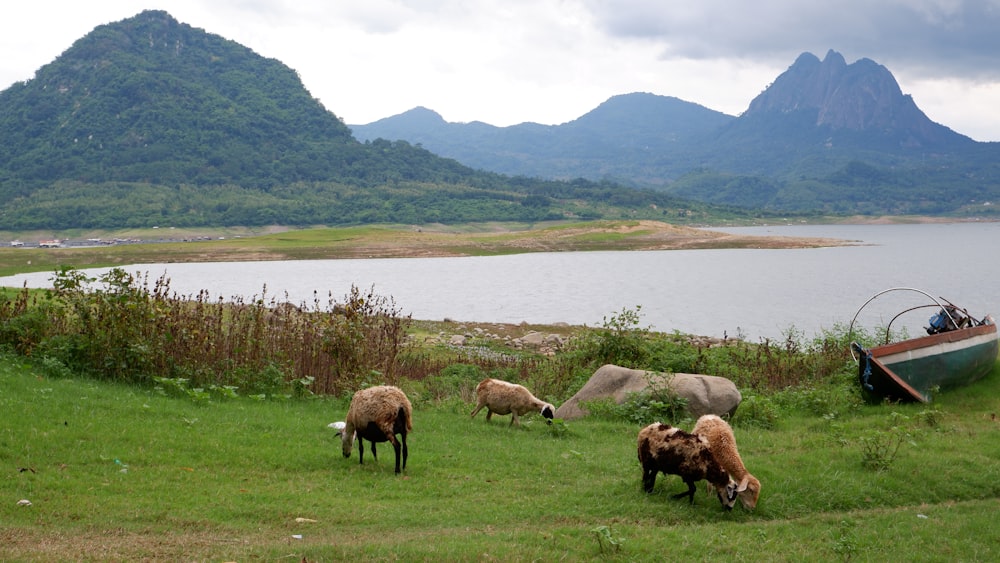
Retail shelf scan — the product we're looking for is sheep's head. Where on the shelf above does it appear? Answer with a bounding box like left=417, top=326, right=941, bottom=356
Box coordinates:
left=339, top=424, right=357, bottom=458
left=715, top=479, right=740, bottom=511
left=540, top=403, right=555, bottom=424
left=737, top=474, right=760, bottom=510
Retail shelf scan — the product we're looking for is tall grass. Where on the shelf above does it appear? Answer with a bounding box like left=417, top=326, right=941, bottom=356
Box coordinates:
left=0, top=267, right=411, bottom=395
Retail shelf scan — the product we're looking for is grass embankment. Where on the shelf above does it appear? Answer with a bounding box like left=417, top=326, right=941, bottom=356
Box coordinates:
left=2, top=356, right=999, bottom=561
left=0, top=220, right=849, bottom=277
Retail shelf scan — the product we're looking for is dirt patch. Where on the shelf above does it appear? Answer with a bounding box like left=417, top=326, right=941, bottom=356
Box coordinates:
left=313, top=220, right=854, bottom=260
left=0, top=220, right=857, bottom=276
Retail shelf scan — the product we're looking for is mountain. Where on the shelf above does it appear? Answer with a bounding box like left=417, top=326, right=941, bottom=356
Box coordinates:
left=666, top=50, right=997, bottom=212
left=699, top=50, right=976, bottom=175
left=3, top=13, right=997, bottom=225
left=745, top=50, right=965, bottom=148
left=0, top=10, right=719, bottom=230
left=354, top=51, right=1000, bottom=216
left=352, top=93, right=734, bottom=184
left=0, top=9, right=359, bottom=187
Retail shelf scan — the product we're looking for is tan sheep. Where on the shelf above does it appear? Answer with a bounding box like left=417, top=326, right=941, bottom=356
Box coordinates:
left=470, top=378, right=555, bottom=426
left=341, top=385, right=413, bottom=474
left=692, top=414, right=760, bottom=509
left=637, top=422, right=739, bottom=509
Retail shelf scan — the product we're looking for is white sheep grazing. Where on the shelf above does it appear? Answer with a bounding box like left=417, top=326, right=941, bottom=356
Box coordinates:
left=470, top=378, right=555, bottom=426
left=636, top=422, right=739, bottom=510
left=692, top=414, right=760, bottom=509
left=341, top=385, right=413, bottom=474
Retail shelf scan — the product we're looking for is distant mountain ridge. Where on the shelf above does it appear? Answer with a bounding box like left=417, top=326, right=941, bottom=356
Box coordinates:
left=353, top=50, right=1000, bottom=216
left=352, top=93, right=733, bottom=184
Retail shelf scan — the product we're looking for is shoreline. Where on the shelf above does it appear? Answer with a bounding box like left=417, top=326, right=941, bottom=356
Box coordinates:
left=0, top=217, right=993, bottom=277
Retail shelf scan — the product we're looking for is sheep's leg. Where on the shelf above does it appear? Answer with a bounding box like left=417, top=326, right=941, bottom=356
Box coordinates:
left=371, top=441, right=378, bottom=461
left=391, top=437, right=402, bottom=474
left=641, top=466, right=658, bottom=493
left=672, top=480, right=697, bottom=504
left=400, top=432, right=408, bottom=472
left=358, top=440, right=365, bottom=465
left=382, top=434, right=402, bottom=474
left=510, top=412, right=519, bottom=426
left=470, top=402, right=484, bottom=418
left=485, top=410, right=493, bottom=422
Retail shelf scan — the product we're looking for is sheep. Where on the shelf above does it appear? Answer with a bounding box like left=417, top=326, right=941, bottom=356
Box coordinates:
left=636, top=422, right=739, bottom=509
left=470, top=378, right=555, bottom=426
left=341, top=385, right=413, bottom=474
left=692, top=414, right=760, bottom=509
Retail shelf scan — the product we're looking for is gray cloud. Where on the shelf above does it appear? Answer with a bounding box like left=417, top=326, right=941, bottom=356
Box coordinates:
left=582, top=0, right=1000, bottom=80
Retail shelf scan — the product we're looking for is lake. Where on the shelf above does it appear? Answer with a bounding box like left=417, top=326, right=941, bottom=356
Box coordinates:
left=2, top=222, right=997, bottom=341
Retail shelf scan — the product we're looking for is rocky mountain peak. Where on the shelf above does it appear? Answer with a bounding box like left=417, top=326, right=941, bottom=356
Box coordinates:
left=742, top=49, right=968, bottom=147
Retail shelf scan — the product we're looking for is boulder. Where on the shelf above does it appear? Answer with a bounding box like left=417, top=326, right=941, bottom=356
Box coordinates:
left=517, top=331, right=547, bottom=348
left=553, top=364, right=742, bottom=420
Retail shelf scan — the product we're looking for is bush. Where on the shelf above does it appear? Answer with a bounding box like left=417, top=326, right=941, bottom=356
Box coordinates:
left=581, top=373, right=689, bottom=426
left=732, top=394, right=780, bottom=429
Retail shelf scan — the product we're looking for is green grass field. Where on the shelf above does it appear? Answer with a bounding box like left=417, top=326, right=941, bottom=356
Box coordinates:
left=2, top=353, right=999, bottom=561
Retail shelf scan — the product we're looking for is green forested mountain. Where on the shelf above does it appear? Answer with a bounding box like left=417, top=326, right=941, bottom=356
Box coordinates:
left=0, top=10, right=360, bottom=188
left=0, top=10, right=740, bottom=230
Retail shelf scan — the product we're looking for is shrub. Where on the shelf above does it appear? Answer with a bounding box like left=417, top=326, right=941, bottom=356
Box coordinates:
left=581, top=377, right=688, bottom=426
left=732, top=394, right=780, bottom=430
left=859, top=412, right=913, bottom=472
left=572, top=305, right=650, bottom=368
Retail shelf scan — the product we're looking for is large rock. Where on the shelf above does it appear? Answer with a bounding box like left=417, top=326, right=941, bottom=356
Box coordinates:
left=554, top=364, right=742, bottom=420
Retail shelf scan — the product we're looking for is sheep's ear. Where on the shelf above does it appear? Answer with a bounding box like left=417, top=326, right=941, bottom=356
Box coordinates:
left=737, top=475, right=750, bottom=492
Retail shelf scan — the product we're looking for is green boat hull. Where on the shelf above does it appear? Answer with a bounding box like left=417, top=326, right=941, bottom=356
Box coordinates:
left=855, top=322, right=998, bottom=404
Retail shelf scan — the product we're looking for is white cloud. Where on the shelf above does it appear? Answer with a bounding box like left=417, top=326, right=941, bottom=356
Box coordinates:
left=1, top=1, right=998, bottom=140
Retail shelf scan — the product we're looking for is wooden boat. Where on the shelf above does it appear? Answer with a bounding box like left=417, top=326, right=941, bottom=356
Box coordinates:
left=849, top=288, right=998, bottom=404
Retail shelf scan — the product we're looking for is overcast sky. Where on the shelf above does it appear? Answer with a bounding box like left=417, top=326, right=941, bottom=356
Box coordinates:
left=3, top=1, right=999, bottom=141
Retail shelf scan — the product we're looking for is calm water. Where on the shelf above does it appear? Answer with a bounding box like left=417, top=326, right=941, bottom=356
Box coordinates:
left=2, top=222, right=997, bottom=340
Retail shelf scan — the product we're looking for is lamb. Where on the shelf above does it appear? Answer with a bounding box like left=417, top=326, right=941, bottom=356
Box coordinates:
left=636, top=422, right=740, bottom=509
left=340, top=385, right=413, bottom=474
left=470, top=378, right=555, bottom=426
left=692, top=414, right=761, bottom=509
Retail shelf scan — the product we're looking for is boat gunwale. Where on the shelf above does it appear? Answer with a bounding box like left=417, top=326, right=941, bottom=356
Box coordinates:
left=870, top=322, right=997, bottom=358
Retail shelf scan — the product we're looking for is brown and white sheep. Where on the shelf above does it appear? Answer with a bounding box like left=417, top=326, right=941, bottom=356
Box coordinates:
left=692, top=414, right=760, bottom=509
left=470, top=378, right=555, bottom=426
left=636, top=422, right=739, bottom=509
left=341, top=385, right=413, bottom=474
